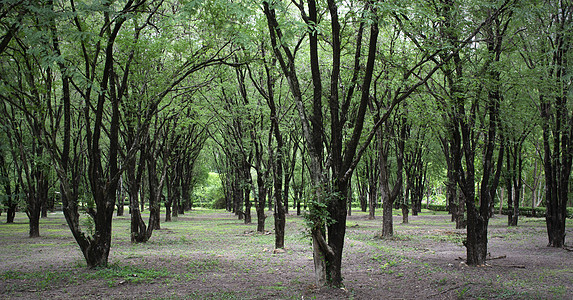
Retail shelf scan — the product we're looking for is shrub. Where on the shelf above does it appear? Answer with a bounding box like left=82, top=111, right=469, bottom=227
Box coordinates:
left=426, top=204, right=573, bottom=219
left=193, top=172, right=224, bottom=208
left=211, top=197, right=226, bottom=209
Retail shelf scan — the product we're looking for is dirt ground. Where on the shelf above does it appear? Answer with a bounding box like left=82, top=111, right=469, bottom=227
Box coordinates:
left=0, top=209, right=572, bottom=299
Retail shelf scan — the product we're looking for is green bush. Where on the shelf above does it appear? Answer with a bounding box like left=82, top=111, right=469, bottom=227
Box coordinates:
left=193, top=172, right=224, bottom=208
left=427, top=204, right=449, bottom=212
left=426, top=204, right=573, bottom=219
left=211, top=197, right=226, bottom=209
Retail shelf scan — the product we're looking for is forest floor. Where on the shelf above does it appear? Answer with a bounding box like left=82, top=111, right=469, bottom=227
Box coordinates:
left=0, top=208, right=572, bottom=300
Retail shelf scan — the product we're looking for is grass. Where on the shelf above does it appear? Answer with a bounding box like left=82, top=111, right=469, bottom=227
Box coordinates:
left=1, top=262, right=172, bottom=291
left=1, top=208, right=572, bottom=299
left=1, top=268, right=79, bottom=291
left=185, top=259, right=221, bottom=273
left=81, top=263, right=171, bottom=287
left=154, top=291, right=243, bottom=300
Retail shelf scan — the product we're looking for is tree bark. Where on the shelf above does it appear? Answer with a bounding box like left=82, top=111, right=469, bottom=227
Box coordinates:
left=254, top=146, right=268, bottom=233
left=116, top=175, right=124, bottom=216
left=367, top=154, right=378, bottom=220
left=379, top=119, right=404, bottom=237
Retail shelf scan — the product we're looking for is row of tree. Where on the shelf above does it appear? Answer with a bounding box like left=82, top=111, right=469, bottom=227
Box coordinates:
left=1, top=0, right=571, bottom=289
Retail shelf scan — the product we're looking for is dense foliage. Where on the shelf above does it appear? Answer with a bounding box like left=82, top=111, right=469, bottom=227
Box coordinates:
left=0, top=0, right=571, bottom=287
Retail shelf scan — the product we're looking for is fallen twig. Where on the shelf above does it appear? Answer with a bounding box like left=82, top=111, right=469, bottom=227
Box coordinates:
left=490, top=264, right=526, bottom=269
left=427, top=285, right=462, bottom=298
left=508, top=265, right=526, bottom=268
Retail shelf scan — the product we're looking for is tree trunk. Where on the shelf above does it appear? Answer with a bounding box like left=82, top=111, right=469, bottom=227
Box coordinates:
left=172, top=194, right=179, bottom=218
left=83, top=199, right=115, bottom=268
left=368, top=183, right=377, bottom=220
left=165, top=201, right=172, bottom=222
left=116, top=176, right=124, bottom=216
left=381, top=175, right=393, bottom=237
left=283, top=182, right=290, bottom=215
left=267, top=187, right=273, bottom=211
left=0, top=152, right=16, bottom=223
left=41, top=201, right=48, bottom=218
left=140, top=183, right=145, bottom=212
left=243, top=162, right=252, bottom=225
left=465, top=203, right=487, bottom=265
left=379, top=119, right=404, bottom=237
left=511, top=188, right=519, bottom=226
left=6, top=202, right=16, bottom=223
left=27, top=168, right=49, bottom=237
left=456, top=192, right=466, bottom=229
left=28, top=200, right=41, bottom=238
left=146, top=138, right=166, bottom=231
left=401, top=203, right=409, bottom=224
left=447, top=177, right=457, bottom=222
left=367, top=155, right=377, bottom=220
left=274, top=191, right=285, bottom=248
left=181, top=179, right=190, bottom=213
left=271, top=138, right=285, bottom=248
left=130, top=193, right=148, bottom=243
left=506, top=148, right=514, bottom=226
left=356, top=173, right=368, bottom=212
left=256, top=173, right=267, bottom=233
left=325, top=180, right=351, bottom=286
left=116, top=195, right=124, bottom=216
left=253, top=137, right=268, bottom=233
left=5, top=183, right=18, bottom=224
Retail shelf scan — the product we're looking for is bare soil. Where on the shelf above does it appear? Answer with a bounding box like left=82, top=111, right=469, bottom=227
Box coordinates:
left=0, top=209, right=572, bottom=299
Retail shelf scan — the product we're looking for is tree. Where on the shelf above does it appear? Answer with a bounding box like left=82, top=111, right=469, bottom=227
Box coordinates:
left=209, top=68, right=255, bottom=223
left=263, top=0, right=383, bottom=285
left=262, top=0, right=505, bottom=285
left=434, top=0, right=514, bottom=266
left=403, top=105, right=430, bottom=219
left=115, top=1, right=235, bottom=241
left=502, top=94, right=533, bottom=226
left=0, top=8, right=55, bottom=236
left=246, top=40, right=302, bottom=245
left=529, top=0, right=572, bottom=247
left=377, top=113, right=404, bottom=237
left=55, top=0, right=142, bottom=267
left=0, top=137, right=17, bottom=223
left=358, top=145, right=380, bottom=220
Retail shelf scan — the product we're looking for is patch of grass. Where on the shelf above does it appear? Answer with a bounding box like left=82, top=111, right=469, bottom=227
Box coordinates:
left=471, top=286, right=529, bottom=300
left=87, top=263, right=172, bottom=286
left=548, top=285, right=567, bottom=297
left=0, top=222, right=29, bottom=234
left=2, top=270, right=31, bottom=280
left=259, top=281, right=287, bottom=291
left=1, top=269, right=77, bottom=290
left=426, top=231, right=465, bottom=245
left=186, top=259, right=220, bottom=273
left=436, top=277, right=448, bottom=286
left=175, top=258, right=222, bottom=282
left=154, top=290, right=243, bottom=300
left=28, top=243, right=58, bottom=247
left=371, top=255, right=404, bottom=275
left=456, top=286, right=470, bottom=299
